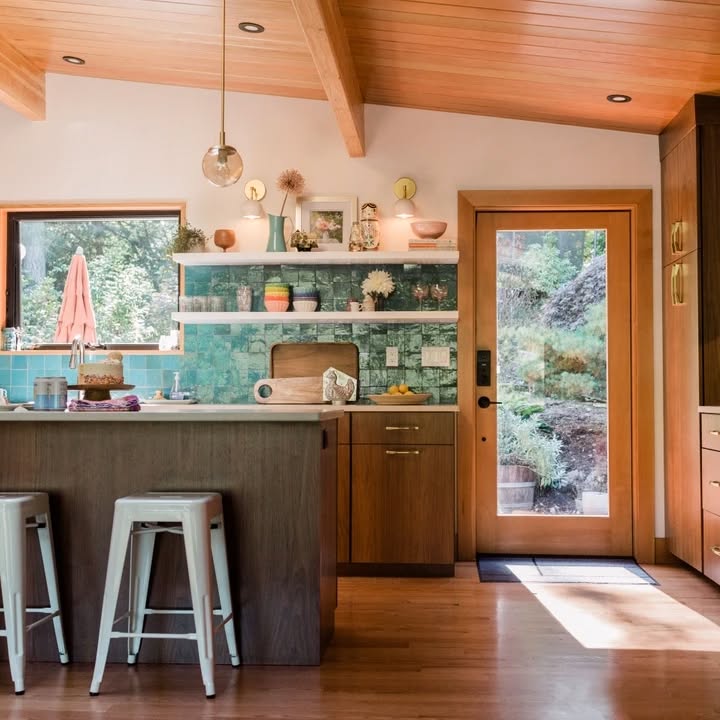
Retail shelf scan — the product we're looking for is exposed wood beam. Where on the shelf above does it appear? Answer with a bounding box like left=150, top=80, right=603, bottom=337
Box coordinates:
left=291, top=0, right=365, bottom=157
left=0, top=34, right=45, bottom=120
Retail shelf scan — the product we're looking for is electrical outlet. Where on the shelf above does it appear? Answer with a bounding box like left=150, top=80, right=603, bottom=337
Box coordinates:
left=386, top=346, right=399, bottom=367
left=421, top=346, right=451, bottom=367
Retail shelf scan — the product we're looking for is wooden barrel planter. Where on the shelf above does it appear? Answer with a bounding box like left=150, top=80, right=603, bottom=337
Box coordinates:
left=497, top=465, right=537, bottom=512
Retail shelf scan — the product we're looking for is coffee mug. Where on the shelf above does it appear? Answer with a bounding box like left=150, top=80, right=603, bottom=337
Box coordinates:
left=0, top=388, right=8, bottom=405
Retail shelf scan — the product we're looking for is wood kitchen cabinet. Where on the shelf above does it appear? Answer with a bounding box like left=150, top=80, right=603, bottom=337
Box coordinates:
left=346, top=411, right=455, bottom=576
left=661, top=94, right=720, bottom=572
left=700, top=413, right=720, bottom=584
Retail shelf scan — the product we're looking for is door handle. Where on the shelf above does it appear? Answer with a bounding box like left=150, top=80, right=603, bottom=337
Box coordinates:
left=711, top=546, right=720, bottom=557
left=671, top=220, right=682, bottom=254
left=478, top=396, right=502, bottom=409
left=709, top=481, right=720, bottom=488
left=385, top=449, right=421, bottom=456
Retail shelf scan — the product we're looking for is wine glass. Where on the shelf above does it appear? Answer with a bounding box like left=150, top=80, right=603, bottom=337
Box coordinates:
left=411, top=282, right=429, bottom=310
left=430, top=282, right=448, bottom=308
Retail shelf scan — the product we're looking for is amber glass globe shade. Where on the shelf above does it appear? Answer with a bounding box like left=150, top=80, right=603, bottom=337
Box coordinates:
left=202, top=144, right=243, bottom=187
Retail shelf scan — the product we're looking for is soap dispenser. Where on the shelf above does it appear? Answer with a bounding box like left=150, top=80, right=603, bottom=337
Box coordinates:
left=170, top=372, right=183, bottom=400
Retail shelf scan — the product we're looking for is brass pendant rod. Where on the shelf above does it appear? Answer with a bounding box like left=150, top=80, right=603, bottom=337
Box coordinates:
left=219, top=0, right=227, bottom=141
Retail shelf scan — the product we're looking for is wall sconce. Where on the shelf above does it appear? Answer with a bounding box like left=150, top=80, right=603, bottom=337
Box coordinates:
left=241, top=179, right=266, bottom=219
left=393, top=177, right=417, bottom=218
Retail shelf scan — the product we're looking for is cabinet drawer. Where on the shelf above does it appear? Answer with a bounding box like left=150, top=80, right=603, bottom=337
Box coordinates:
left=701, top=414, right=720, bottom=450
left=352, top=412, right=455, bottom=445
left=703, top=510, right=720, bottom=585
left=702, top=449, right=720, bottom=515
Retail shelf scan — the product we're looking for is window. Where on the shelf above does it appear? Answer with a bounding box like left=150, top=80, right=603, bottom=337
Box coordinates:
left=5, top=209, right=181, bottom=348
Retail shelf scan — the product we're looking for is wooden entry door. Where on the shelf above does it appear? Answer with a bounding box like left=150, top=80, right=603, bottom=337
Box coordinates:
left=476, top=210, right=633, bottom=556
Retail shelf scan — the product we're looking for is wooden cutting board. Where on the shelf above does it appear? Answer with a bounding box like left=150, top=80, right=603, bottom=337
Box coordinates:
left=253, top=376, right=324, bottom=404
left=271, top=342, right=359, bottom=381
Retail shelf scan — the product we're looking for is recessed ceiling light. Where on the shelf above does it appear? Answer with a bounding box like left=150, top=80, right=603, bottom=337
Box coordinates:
left=62, top=55, right=85, bottom=65
left=238, top=21, right=264, bottom=33
left=607, top=94, right=632, bottom=103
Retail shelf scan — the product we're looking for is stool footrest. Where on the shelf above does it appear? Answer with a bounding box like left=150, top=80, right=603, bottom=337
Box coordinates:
left=111, top=630, right=198, bottom=641
left=0, top=609, right=60, bottom=635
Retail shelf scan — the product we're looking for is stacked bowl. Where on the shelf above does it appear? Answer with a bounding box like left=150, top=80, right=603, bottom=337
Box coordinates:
left=264, top=283, right=290, bottom=312
left=292, top=286, right=319, bottom=312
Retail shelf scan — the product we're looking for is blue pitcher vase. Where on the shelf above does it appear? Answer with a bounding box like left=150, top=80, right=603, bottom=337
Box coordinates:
left=266, top=214, right=290, bottom=252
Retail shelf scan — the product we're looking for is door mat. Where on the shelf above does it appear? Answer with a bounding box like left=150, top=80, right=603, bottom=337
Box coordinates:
left=476, top=555, right=657, bottom=585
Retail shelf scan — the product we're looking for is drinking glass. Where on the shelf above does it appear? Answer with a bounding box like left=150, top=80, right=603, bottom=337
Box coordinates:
left=430, top=282, right=448, bottom=308
left=411, top=282, right=429, bottom=310
left=236, top=286, right=253, bottom=312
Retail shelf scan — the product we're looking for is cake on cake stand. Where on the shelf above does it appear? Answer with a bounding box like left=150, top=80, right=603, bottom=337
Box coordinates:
left=67, top=383, right=135, bottom=401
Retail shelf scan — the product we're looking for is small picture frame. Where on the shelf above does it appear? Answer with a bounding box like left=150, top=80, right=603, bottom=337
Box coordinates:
left=296, top=195, right=358, bottom=250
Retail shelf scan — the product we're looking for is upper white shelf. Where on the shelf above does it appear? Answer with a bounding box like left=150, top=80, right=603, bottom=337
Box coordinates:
left=172, top=311, right=458, bottom=325
left=173, top=250, right=458, bottom=266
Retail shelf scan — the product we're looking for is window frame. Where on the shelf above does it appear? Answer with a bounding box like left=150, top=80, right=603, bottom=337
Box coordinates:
left=2, top=203, right=185, bottom=352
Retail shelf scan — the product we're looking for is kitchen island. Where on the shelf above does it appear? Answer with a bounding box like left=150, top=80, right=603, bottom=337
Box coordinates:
left=0, top=406, right=339, bottom=666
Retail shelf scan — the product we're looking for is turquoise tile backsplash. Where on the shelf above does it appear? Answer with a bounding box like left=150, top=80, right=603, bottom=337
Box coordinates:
left=0, top=263, right=457, bottom=404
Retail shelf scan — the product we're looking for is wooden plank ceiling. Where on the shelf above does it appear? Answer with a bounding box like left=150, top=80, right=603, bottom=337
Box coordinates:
left=1, top=0, right=720, bottom=155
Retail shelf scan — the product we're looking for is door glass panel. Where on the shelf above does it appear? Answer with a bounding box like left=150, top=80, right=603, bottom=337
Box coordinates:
left=496, top=228, right=608, bottom=516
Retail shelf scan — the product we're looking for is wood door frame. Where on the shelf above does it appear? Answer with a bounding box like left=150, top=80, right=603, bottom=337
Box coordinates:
left=456, top=189, right=654, bottom=563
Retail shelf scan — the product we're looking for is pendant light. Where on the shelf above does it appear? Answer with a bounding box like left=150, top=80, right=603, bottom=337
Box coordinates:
left=202, top=0, right=243, bottom=187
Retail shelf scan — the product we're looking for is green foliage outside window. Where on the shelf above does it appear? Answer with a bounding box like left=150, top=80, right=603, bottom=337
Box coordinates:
left=19, top=216, right=178, bottom=346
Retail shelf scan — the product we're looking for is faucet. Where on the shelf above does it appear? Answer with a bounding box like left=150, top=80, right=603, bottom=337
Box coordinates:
left=69, top=335, right=85, bottom=369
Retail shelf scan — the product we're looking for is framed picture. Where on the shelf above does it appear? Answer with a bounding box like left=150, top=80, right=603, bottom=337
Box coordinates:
left=296, top=195, right=357, bottom=250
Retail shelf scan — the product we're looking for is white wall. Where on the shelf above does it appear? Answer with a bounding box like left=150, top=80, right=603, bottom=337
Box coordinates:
left=0, top=74, right=664, bottom=533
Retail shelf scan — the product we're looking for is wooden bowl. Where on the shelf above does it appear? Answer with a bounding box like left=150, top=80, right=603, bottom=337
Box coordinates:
left=213, top=228, right=236, bottom=252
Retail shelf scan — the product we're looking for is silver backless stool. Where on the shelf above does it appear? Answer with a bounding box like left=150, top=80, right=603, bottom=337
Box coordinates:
left=90, top=492, right=239, bottom=698
left=0, top=492, right=69, bottom=694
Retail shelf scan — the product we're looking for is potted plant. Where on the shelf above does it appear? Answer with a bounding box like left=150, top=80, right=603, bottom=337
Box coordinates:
left=168, top=223, right=208, bottom=255
left=497, top=405, right=565, bottom=512
left=290, top=229, right=318, bottom=252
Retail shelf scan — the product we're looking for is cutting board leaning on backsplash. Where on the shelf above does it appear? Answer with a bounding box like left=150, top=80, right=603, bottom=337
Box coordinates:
left=270, top=342, right=359, bottom=383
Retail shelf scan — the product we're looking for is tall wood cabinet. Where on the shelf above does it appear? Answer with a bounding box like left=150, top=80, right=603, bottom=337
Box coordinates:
left=662, top=95, right=720, bottom=571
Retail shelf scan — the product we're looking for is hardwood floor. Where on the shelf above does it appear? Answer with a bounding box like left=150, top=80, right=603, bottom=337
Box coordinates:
left=1, top=563, right=719, bottom=719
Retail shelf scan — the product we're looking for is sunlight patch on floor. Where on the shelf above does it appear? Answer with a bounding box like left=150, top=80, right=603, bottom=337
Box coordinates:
left=527, top=582, right=720, bottom=650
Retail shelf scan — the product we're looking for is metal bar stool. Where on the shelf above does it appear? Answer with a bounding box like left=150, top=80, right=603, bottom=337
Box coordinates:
left=0, top=492, right=69, bottom=695
left=89, top=492, right=239, bottom=698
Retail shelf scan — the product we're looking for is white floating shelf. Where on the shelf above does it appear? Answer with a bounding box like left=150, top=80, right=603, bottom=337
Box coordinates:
left=172, top=311, right=458, bottom=325
left=173, top=250, right=458, bottom=266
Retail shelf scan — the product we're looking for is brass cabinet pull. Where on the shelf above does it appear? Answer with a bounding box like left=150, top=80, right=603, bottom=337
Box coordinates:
left=711, top=546, right=720, bottom=557
left=671, top=220, right=682, bottom=254
left=385, top=449, right=421, bottom=455
left=671, top=263, right=684, bottom=306
left=385, top=425, right=420, bottom=431
left=709, top=481, right=720, bottom=488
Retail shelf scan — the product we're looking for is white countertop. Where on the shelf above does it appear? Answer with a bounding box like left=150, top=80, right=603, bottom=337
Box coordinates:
left=0, top=403, right=458, bottom=421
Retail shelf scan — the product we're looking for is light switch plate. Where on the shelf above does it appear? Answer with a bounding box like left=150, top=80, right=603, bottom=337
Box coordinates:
left=386, top=346, right=399, bottom=367
left=421, top=346, right=451, bottom=367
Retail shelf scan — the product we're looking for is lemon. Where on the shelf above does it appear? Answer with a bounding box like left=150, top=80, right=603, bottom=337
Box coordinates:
left=404, top=389, right=415, bottom=395
left=398, top=383, right=409, bottom=394
left=388, top=385, right=400, bottom=395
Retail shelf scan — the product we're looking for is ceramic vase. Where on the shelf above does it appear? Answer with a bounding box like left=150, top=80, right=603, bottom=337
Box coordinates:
left=266, top=214, right=289, bottom=252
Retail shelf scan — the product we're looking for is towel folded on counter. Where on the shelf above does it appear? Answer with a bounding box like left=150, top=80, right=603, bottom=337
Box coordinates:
left=68, top=394, right=141, bottom=412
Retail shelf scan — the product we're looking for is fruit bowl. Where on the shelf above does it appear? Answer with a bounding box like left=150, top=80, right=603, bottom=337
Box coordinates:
left=410, top=221, right=447, bottom=239
left=368, top=393, right=431, bottom=405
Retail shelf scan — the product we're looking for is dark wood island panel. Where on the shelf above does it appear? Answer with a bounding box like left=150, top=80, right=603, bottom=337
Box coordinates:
left=0, top=416, right=337, bottom=666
